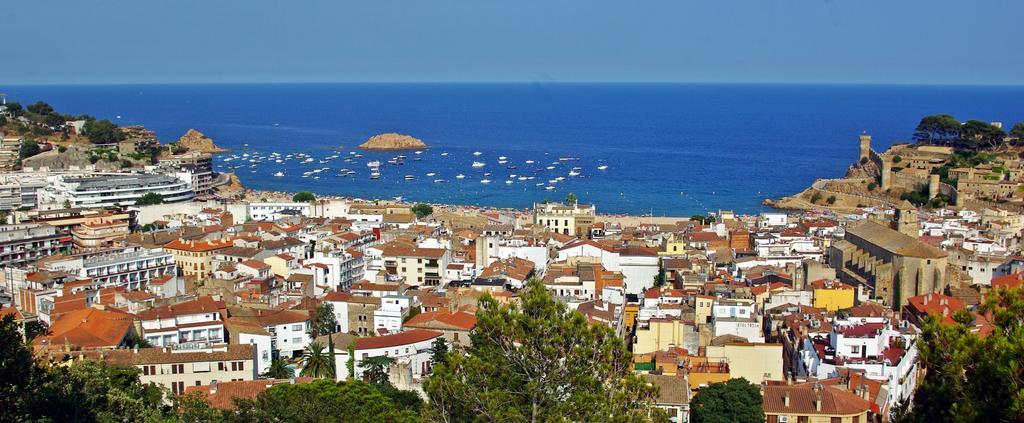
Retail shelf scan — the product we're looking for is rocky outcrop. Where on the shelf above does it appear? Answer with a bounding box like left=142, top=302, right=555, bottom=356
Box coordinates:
left=358, top=133, right=428, bottom=150
left=175, top=129, right=228, bottom=154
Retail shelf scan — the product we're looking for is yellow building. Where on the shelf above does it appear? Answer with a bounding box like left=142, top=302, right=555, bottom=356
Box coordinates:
left=164, top=238, right=235, bottom=279
left=263, top=253, right=297, bottom=278
left=694, top=295, right=715, bottom=325
left=633, top=317, right=697, bottom=355
left=660, top=234, right=686, bottom=256
left=705, top=341, right=784, bottom=385
left=811, top=279, right=856, bottom=312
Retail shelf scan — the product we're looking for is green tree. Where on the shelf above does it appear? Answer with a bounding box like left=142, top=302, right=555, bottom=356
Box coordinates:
left=899, top=288, right=1024, bottom=422
left=423, top=278, right=664, bottom=422
left=262, top=359, right=294, bottom=379
left=230, top=379, right=421, bottom=422
left=411, top=203, right=433, bottom=219
left=809, top=191, right=823, bottom=204
left=429, top=337, right=449, bottom=368
left=134, top=192, right=164, bottom=206
left=360, top=355, right=395, bottom=386
left=0, top=312, right=47, bottom=421
left=1010, top=122, right=1024, bottom=144
left=309, top=303, right=338, bottom=338
left=37, top=360, right=166, bottom=422
left=961, top=119, right=1007, bottom=150
left=292, top=191, right=316, bottom=202
left=4, top=101, right=23, bottom=117
left=826, top=195, right=836, bottom=205
left=346, top=342, right=356, bottom=381
left=913, top=114, right=960, bottom=145
left=654, top=261, right=668, bottom=288
left=690, top=378, right=765, bottom=423
left=18, top=140, right=40, bottom=160
left=690, top=214, right=715, bottom=225
left=26, top=101, right=54, bottom=116
left=565, top=192, right=578, bottom=205
left=300, top=341, right=335, bottom=379
left=174, top=390, right=225, bottom=422
left=83, top=119, right=126, bottom=144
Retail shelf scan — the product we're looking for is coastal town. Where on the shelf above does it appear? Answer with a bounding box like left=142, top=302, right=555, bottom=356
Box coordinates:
left=2, top=96, right=1024, bottom=422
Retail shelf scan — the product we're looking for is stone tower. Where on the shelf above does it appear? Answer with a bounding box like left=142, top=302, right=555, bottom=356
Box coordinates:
left=892, top=200, right=920, bottom=237
left=880, top=159, right=892, bottom=191
left=928, top=174, right=940, bottom=200
left=859, top=134, right=872, bottom=162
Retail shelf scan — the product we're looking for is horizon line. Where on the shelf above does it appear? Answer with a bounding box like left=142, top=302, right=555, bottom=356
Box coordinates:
left=5, top=80, right=1024, bottom=88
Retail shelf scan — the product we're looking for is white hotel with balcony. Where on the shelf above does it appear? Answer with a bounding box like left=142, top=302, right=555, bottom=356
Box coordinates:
left=39, top=173, right=194, bottom=208
left=43, top=246, right=175, bottom=291
left=139, top=296, right=225, bottom=348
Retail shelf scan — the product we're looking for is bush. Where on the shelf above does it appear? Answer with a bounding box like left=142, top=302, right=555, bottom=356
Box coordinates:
left=88, top=156, right=100, bottom=164
left=867, top=182, right=877, bottom=191
left=58, top=146, right=67, bottom=153
left=810, top=192, right=823, bottom=203
left=892, top=155, right=902, bottom=163
left=860, top=157, right=868, bottom=165
left=134, top=192, right=164, bottom=206
left=827, top=195, right=836, bottom=205
left=120, top=160, right=133, bottom=169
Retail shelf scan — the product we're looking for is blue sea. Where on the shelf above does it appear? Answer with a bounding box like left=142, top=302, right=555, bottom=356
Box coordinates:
left=5, top=83, right=1024, bottom=215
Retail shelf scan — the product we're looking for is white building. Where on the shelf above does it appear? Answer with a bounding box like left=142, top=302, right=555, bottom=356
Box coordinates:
left=40, top=173, right=194, bottom=208
left=44, top=247, right=175, bottom=291
left=139, top=296, right=225, bottom=347
left=248, top=202, right=311, bottom=221
left=331, top=329, right=443, bottom=382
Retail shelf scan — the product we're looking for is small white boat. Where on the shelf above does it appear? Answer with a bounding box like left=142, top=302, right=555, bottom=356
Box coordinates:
left=415, top=151, right=423, bottom=155
left=480, top=179, right=491, bottom=184
left=473, top=151, right=482, bottom=156
left=441, top=152, right=449, bottom=156
left=426, top=172, right=436, bottom=177
left=505, top=180, right=514, bottom=185
left=472, top=161, right=486, bottom=168
left=568, top=169, right=581, bottom=177
left=518, top=176, right=528, bottom=181
left=545, top=186, right=556, bottom=191
left=404, top=175, right=415, bottom=180
left=546, top=166, right=556, bottom=170
left=370, top=172, right=380, bottom=179
left=367, top=160, right=381, bottom=167
left=498, top=160, right=508, bottom=164
left=274, top=172, right=285, bottom=177
left=455, top=174, right=466, bottom=179
left=598, top=165, right=608, bottom=170
left=525, top=160, right=535, bottom=164
left=433, top=179, right=446, bottom=183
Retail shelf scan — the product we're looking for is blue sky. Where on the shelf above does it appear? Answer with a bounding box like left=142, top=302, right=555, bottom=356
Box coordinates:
left=3, top=0, right=1022, bottom=85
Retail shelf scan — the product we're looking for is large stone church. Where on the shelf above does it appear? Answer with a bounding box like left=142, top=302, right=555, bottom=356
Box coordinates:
left=829, top=201, right=948, bottom=307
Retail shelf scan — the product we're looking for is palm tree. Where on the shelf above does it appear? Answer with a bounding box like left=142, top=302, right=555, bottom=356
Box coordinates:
left=300, top=341, right=334, bottom=379
left=360, top=355, right=395, bottom=385
left=263, top=358, right=294, bottom=379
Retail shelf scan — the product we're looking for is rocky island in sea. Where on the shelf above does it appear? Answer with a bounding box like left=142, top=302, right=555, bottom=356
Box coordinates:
left=174, top=128, right=229, bottom=154
left=358, top=133, right=428, bottom=150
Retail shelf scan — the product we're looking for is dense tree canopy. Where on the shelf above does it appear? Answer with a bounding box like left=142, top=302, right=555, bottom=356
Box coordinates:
left=19, top=140, right=40, bottom=160
left=230, top=379, right=421, bottom=423
left=913, top=114, right=961, bottom=145
left=134, top=192, right=165, bottom=206
left=83, top=119, right=126, bottom=144
left=689, top=378, right=764, bottom=423
left=411, top=203, right=433, bottom=219
left=897, top=287, right=1024, bottom=422
left=300, top=341, right=335, bottom=379
left=423, top=278, right=665, bottom=422
left=293, top=191, right=316, bottom=202
left=309, top=303, right=338, bottom=339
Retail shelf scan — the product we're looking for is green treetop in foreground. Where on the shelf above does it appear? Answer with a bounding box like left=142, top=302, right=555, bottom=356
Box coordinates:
left=894, top=287, right=1024, bottom=422
left=423, top=278, right=666, bottom=422
left=689, top=378, right=764, bottom=423
left=292, top=191, right=316, bottom=202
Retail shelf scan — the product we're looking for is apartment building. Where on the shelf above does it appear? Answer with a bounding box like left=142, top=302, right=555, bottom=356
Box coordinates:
left=164, top=238, right=235, bottom=279
left=71, top=214, right=130, bottom=250
left=43, top=246, right=175, bottom=291
left=0, top=223, right=71, bottom=268
left=533, top=201, right=596, bottom=237
left=139, top=296, right=225, bottom=347
left=379, top=243, right=449, bottom=287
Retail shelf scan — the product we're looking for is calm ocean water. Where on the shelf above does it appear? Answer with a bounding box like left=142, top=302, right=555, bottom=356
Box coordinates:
left=6, top=83, right=1024, bottom=215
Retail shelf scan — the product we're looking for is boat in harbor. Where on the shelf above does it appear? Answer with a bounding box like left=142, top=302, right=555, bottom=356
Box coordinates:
left=370, top=171, right=381, bottom=179
left=598, top=165, right=608, bottom=170
left=472, top=161, right=486, bottom=168
left=404, top=175, right=415, bottom=180
left=274, top=171, right=285, bottom=177
left=568, top=167, right=582, bottom=176
left=367, top=160, right=381, bottom=167
left=473, top=151, right=482, bottom=156
left=480, top=179, right=491, bottom=184
left=455, top=174, right=466, bottom=179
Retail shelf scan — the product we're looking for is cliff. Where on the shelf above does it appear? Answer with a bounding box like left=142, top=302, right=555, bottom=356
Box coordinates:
left=358, top=133, right=428, bottom=150
left=176, top=129, right=228, bottom=154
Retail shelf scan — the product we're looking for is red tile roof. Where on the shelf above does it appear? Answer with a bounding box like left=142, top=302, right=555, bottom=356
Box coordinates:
left=404, top=310, right=476, bottom=331
left=353, top=329, right=442, bottom=350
